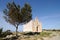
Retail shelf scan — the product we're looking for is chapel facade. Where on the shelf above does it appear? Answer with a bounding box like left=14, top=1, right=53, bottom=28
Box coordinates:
left=23, top=17, right=42, bottom=32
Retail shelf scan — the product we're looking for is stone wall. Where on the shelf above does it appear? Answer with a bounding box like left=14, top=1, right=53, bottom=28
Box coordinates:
left=23, top=17, right=42, bottom=32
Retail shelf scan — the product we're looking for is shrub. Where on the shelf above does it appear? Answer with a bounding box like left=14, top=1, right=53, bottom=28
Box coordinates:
left=0, top=28, right=3, bottom=37
left=2, top=30, right=12, bottom=37
left=0, top=28, right=12, bottom=38
left=40, top=32, right=51, bottom=37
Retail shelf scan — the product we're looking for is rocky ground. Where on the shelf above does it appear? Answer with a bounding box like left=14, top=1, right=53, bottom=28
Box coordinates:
left=1, top=31, right=60, bottom=40
left=42, top=31, right=60, bottom=40
left=17, top=31, right=60, bottom=40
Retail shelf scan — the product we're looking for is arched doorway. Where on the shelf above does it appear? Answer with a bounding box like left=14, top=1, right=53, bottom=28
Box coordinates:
left=36, top=26, right=38, bottom=32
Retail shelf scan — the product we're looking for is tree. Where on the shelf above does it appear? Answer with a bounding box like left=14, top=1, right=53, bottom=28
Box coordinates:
left=3, top=2, right=32, bottom=37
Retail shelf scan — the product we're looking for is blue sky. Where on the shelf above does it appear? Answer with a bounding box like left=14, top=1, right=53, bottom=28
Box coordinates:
left=0, top=0, right=60, bottom=32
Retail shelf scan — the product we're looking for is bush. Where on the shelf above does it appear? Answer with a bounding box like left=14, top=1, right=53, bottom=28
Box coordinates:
left=0, top=28, right=3, bottom=37
left=2, top=30, right=13, bottom=37
left=23, top=32, right=40, bottom=35
left=23, top=32, right=34, bottom=35
left=0, top=28, right=13, bottom=38
left=40, top=32, right=51, bottom=37
left=0, top=28, right=3, bottom=34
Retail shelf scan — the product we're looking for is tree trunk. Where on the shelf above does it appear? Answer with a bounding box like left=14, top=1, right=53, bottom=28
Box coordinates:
left=16, top=25, right=18, bottom=37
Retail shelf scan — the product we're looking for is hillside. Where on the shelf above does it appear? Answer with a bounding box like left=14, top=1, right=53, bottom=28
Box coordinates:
left=0, top=30, right=60, bottom=40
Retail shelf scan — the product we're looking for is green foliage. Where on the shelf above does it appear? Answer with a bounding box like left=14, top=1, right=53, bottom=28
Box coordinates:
left=40, top=32, right=51, bottom=37
left=3, top=2, right=32, bottom=26
left=3, top=2, right=32, bottom=36
left=0, top=28, right=3, bottom=34
left=3, top=2, right=21, bottom=26
left=0, top=28, right=12, bottom=38
left=21, top=3, right=32, bottom=23
left=0, top=28, right=3, bottom=37
left=2, top=30, right=12, bottom=37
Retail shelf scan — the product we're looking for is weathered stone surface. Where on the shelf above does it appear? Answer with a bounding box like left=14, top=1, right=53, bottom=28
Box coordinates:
left=23, top=17, right=42, bottom=32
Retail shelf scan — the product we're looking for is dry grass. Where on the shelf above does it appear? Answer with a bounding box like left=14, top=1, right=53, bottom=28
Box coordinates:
left=0, top=30, right=60, bottom=40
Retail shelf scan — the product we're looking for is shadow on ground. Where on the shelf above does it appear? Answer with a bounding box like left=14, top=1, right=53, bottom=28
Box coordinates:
left=23, top=32, right=40, bottom=35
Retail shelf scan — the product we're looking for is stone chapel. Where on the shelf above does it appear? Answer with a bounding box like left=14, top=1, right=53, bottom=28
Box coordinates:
left=23, top=17, right=42, bottom=32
